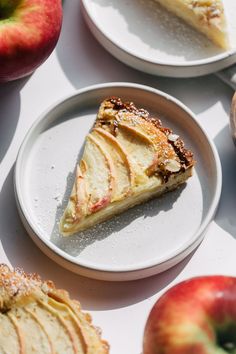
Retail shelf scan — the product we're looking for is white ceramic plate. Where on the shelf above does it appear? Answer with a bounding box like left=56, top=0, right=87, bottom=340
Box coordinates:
left=81, top=0, right=236, bottom=78
left=14, top=83, right=222, bottom=281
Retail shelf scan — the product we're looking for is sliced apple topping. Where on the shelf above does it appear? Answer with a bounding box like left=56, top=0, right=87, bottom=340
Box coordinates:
left=96, top=106, right=182, bottom=184
left=75, top=165, right=87, bottom=216
left=60, top=166, right=87, bottom=232
left=116, top=125, right=156, bottom=185
left=117, top=116, right=180, bottom=180
left=83, top=134, right=115, bottom=214
left=93, top=128, right=134, bottom=201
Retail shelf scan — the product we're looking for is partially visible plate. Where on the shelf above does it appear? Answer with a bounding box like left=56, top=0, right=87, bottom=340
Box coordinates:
left=230, top=91, right=236, bottom=145
left=14, top=83, right=222, bottom=281
left=81, top=0, right=236, bottom=77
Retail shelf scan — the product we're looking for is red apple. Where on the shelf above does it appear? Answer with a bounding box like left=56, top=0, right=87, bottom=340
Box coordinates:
left=0, top=0, right=62, bottom=82
left=143, top=276, right=236, bottom=354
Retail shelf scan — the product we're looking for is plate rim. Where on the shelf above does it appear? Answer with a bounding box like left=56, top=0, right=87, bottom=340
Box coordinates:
left=14, top=82, right=222, bottom=279
left=81, top=0, right=236, bottom=74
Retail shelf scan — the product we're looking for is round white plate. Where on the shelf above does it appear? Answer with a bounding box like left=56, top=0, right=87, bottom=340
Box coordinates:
left=81, top=0, right=236, bottom=78
left=14, top=83, right=222, bottom=281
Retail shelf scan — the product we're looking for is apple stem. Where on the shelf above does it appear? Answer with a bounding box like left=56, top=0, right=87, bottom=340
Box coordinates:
left=215, top=321, right=236, bottom=354
left=223, top=343, right=236, bottom=354
left=0, top=0, right=21, bottom=19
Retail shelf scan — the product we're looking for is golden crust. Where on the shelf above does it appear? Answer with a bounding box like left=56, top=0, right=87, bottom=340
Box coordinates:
left=0, top=264, right=109, bottom=354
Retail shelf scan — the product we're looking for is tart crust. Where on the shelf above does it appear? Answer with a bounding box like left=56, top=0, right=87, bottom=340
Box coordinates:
left=60, top=97, right=195, bottom=236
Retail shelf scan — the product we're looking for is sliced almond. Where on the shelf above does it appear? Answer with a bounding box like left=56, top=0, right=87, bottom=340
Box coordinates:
left=168, top=134, right=179, bottom=142
left=165, top=159, right=181, bottom=173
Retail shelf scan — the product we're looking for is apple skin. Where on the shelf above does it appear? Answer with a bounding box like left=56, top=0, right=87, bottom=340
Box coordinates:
left=0, top=0, right=62, bottom=82
left=143, top=276, right=236, bottom=354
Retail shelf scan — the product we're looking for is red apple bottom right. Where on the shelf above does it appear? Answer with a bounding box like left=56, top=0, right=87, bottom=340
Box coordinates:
left=143, top=276, right=236, bottom=354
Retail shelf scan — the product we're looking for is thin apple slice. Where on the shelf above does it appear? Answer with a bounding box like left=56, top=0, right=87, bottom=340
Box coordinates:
left=0, top=314, right=20, bottom=354
left=75, top=165, right=88, bottom=217
left=118, top=114, right=176, bottom=159
left=92, top=128, right=134, bottom=201
left=116, top=126, right=156, bottom=186
left=83, top=134, right=115, bottom=214
left=60, top=165, right=88, bottom=231
left=118, top=116, right=179, bottom=177
left=60, top=132, right=115, bottom=234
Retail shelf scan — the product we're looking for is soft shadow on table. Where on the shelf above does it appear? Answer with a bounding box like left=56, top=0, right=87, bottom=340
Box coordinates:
left=0, top=167, right=196, bottom=310
left=0, top=166, right=56, bottom=266
left=68, top=251, right=196, bottom=311
left=0, top=78, right=28, bottom=163
left=55, top=1, right=232, bottom=116
left=56, top=1, right=141, bottom=88
left=214, top=125, right=236, bottom=239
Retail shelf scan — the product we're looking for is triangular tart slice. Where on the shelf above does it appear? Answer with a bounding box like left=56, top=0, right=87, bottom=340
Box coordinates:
left=60, top=97, right=195, bottom=236
left=154, top=0, right=229, bottom=49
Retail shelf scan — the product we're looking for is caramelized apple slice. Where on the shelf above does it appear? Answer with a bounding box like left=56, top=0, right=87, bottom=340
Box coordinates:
left=60, top=134, right=115, bottom=234
left=118, top=114, right=180, bottom=178
left=60, top=165, right=87, bottom=231
left=92, top=128, right=134, bottom=201
left=83, top=134, right=115, bottom=214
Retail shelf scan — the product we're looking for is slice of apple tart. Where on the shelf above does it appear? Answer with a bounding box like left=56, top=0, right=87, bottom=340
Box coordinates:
left=153, top=0, right=229, bottom=49
left=60, top=97, right=195, bottom=236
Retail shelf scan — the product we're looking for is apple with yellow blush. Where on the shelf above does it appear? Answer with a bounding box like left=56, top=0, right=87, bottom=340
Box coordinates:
left=143, top=276, right=236, bottom=354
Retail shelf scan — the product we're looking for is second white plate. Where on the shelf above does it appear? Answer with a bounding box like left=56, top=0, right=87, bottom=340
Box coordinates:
left=14, top=83, right=222, bottom=281
left=81, top=0, right=236, bottom=77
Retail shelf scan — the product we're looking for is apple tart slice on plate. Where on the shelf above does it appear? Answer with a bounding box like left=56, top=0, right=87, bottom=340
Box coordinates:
left=153, top=0, right=229, bottom=49
left=60, top=97, right=195, bottom=237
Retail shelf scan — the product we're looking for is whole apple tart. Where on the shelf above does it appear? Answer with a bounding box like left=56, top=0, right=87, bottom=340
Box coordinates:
left=143, top=276, right=236, bottom=354
left=0, top=264, right=109, bottom=353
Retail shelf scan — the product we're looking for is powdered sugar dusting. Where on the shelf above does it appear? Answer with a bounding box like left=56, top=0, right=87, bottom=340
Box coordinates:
left=0, top=265, right=43, bottom=308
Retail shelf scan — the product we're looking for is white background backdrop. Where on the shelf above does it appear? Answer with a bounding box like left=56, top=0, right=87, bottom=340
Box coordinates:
left=0, top=1, right=236, bottom=353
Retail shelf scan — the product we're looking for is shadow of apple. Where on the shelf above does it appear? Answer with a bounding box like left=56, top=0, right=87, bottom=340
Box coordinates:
left=0, top=77, right=29, bottom=163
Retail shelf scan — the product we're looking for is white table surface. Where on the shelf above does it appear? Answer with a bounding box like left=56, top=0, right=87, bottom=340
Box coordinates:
left=0, top=1, right=236, bottom=353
